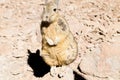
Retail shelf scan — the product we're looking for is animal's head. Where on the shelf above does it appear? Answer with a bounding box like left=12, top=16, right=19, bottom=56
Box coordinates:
left=41, top=0, right=59, bottom=23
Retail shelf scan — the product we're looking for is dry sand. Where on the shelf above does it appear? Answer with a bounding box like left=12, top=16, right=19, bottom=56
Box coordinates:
left=0, top=0, right=120, bottom=80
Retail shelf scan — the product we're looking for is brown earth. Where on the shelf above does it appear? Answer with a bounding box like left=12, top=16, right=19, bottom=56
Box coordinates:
left=0, top=0, right=120, bottom=80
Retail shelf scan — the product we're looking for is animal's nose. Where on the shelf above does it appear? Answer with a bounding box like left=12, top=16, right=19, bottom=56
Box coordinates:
left=46, top=16, right=48, bottom=18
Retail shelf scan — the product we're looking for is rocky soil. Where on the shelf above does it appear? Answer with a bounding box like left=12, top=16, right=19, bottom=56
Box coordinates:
left=0, top=0, right=120, bottom=80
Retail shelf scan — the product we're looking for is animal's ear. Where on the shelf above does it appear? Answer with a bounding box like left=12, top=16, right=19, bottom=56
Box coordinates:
left=54, top=0, right=59, bottom=6
left=36, top=49, right=40, bottom=55
left=45, top=0, right=48, bottom=4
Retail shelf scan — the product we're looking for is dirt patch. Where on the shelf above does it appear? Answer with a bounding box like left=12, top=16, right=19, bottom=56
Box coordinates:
left=0, top=0, right=120, bottom=80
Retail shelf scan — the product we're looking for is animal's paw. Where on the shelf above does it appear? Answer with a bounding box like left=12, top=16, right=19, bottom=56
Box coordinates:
left=46, top=37, right=55, bottom=46
left=59, top=66, right=74, bottom=80
left=50, top=66, right=58, bottom=77
left=45, top=37, right=60, bottom=46
left=50, top=66, right=74, bottom=80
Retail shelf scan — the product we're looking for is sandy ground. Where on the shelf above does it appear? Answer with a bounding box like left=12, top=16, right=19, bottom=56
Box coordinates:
left=0, top=0, right=120, bottom=80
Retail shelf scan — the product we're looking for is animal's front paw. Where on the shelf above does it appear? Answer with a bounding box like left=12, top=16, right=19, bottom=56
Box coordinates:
left=45, top=37, right=60, bottom=46
left=46, top=37, right=55, bottom=45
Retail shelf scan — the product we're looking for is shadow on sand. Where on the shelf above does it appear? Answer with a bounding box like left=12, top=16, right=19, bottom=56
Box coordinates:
left=27, top=49, right=50, bottom=77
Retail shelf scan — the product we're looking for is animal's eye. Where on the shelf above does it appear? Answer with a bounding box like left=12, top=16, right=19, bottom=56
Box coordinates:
left=53, top=8, right=57, bottom=12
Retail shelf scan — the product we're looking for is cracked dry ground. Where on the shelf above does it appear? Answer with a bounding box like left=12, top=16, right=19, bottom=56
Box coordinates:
left=0, top=0, right=120, bottom=80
